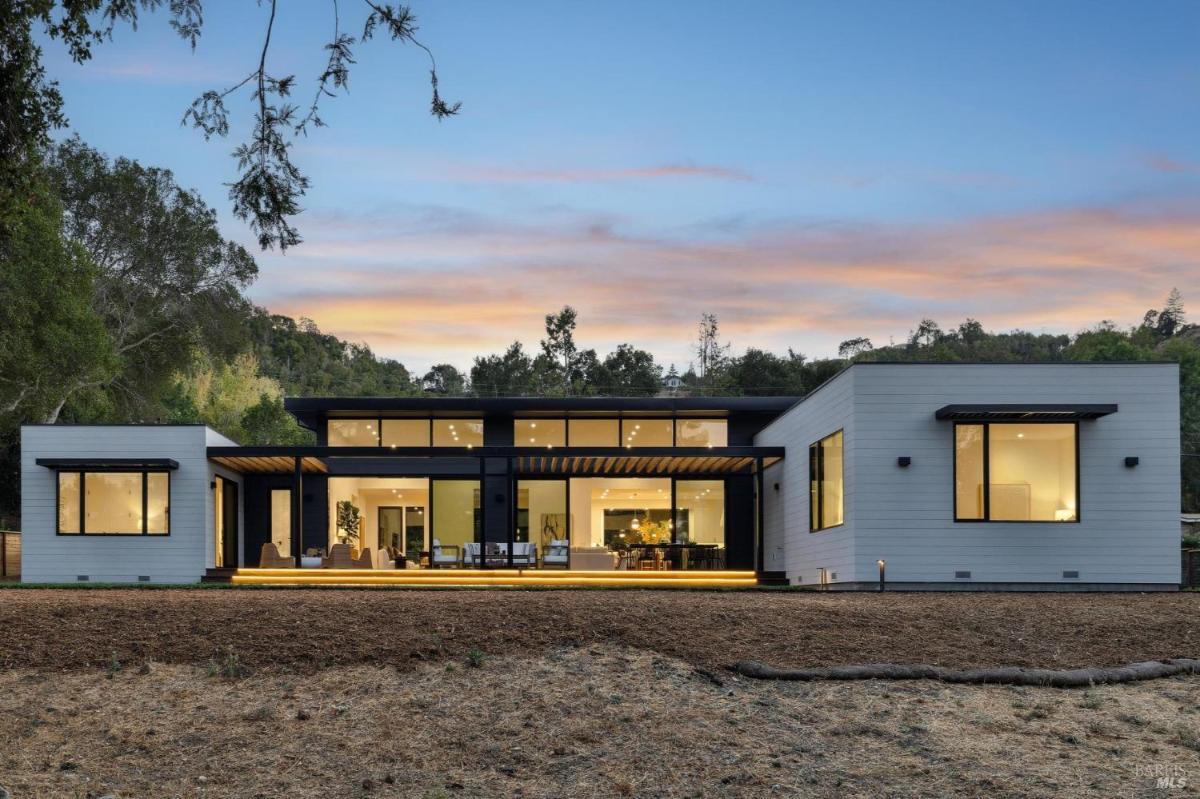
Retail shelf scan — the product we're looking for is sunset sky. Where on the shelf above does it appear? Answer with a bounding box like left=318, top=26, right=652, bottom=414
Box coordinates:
left=40, top=0, right=1200, bottom=372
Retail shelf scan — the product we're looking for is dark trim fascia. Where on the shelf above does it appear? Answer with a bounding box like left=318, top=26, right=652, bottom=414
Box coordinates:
left=284, top=396, right=799, bottom=415
left=38, top=458, right=180, bottom=470
left=208, top=445, right=784, bottom=459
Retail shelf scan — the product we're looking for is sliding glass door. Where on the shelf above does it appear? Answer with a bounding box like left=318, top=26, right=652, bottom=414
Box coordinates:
left=517, top=479, right=568, bottom=565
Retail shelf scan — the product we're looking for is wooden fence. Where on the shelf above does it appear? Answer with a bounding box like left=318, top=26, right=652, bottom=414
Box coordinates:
left=1, top=531, right=18, bottom=579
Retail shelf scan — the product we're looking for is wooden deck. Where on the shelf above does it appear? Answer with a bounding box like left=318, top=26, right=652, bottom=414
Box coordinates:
left=227, top=568, right=761, bottom=588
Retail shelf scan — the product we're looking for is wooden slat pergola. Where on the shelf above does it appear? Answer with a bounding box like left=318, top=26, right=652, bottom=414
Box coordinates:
left=209, top=455, right=328, bottom=474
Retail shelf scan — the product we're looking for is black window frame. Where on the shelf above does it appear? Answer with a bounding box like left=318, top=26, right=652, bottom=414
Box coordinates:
left=808, top=429, right=844, bottom=533
left=56, top=469, right=172, bottom=536
left=952, top=421, right=1081, bottom=523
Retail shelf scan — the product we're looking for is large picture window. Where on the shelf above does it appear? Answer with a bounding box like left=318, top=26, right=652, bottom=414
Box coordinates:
left=809, top=430, right=843, bottom=531
left=954, top=423, right=1078, bottom=522
left=57, top=471, right=170, bottom=535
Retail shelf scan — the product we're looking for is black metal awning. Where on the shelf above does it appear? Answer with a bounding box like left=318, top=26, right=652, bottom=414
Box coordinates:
left=934, top=404, right=1118, bottom=422
left=36, top=457, right=180, bottom=470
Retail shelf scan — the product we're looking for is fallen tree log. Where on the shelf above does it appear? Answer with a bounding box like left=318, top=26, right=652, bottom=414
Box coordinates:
left=730, top=658, right=1200, bottom=688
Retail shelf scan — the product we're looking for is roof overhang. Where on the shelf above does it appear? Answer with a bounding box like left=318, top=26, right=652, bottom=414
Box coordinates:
left=207, top=446, right=783, bottom=476
left=36, top=457, right=179, bottom=470
left=934, top=404, right=1118, bottom=422
left=209, top=455, right=329, bottom=475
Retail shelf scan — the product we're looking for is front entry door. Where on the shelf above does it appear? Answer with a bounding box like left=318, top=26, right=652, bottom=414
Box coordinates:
left=222, top=479, right=239, bottom=568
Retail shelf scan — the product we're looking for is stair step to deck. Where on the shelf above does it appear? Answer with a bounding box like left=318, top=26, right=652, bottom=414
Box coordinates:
left=756, top=570, right=790, bottom=586
left=201, top=568, right=236, bottom=584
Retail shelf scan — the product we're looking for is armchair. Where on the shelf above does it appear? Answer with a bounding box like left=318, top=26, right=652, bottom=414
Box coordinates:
left=542, top=539, right=570, bottom=569
left=431, top=538, right=460, bottom=568
left=258, top=542, right=293, bottom=568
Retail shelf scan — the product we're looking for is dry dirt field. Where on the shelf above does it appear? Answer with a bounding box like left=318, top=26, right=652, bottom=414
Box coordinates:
left=1, top=589, right=1198, bottom=671
left=0, top=589, right=1198, bottom=798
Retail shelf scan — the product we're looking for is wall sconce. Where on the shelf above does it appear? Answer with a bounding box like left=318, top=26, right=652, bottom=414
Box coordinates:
left=209, top=480, right=216, bottom=490
left=897, top=456, right=912, bottom=468
left=773, top=482, right=780, bottom=492
left=1124, top=457, right=1139, bottom=468
left=877, top=559, right=886, bottom=592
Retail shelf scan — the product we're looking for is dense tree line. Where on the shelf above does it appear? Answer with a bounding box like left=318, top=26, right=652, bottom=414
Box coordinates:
left=1, top=139, right=1197, bottom=524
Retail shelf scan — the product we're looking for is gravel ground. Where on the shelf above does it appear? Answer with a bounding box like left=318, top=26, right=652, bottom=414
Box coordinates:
left=1, top=645, right=1198, bottom=799
left=0, top=588, right=1197, bottom=672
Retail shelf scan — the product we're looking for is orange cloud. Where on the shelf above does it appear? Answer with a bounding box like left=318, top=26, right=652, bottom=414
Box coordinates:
left=251, top=201, right=1200, bottom=372
left=1145, top=155, right=1200, bottom=175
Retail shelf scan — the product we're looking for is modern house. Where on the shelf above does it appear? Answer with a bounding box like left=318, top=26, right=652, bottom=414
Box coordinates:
left=19, top=362, right=1181, bottom=589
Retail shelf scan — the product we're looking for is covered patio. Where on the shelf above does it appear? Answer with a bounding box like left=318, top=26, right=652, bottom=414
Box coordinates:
left=207, top=445, right=783, bottom=582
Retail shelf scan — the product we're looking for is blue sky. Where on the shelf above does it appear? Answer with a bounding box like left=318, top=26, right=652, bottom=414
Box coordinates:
left=40, top=0, right=1200, bottom=371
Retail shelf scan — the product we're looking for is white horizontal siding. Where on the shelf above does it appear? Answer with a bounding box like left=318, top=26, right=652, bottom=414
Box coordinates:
left=20, top=425, right=233, bottom=583
left=756, top=369, right=856, bottom=585
left=849, top=364, right=1179, bottom=585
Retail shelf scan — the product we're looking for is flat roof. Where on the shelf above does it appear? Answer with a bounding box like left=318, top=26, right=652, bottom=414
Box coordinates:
left=285, top=395, right=800, bottom=417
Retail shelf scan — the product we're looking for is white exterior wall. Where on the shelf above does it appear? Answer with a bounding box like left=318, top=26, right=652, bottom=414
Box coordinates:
left=850, top=363, right=1179, bottom=587
left=756, top=368, right=856, bottom=585
left=20, top=425, right=240, bottom=583
left=757, top=363, right=1180, bottom=588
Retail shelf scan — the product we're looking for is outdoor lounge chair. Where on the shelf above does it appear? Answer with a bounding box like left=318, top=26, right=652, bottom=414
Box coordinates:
left=322, top=542, right=357, bottom=569
left=542, top=539, right=569, bottom=568
left=352, top=547, right=373, bottom=569
left=431, top=538, right=460, bottom=568
left=511, top=542, right=537, bottom=566
left=462, top=542, right=482, bottom=566
left=258, top=542, right=293, bottom=568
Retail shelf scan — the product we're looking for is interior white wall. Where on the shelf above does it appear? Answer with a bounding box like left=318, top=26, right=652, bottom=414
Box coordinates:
left=568, top=477, right=671, bottom=547
left=327, top=477, right=428, bottom=551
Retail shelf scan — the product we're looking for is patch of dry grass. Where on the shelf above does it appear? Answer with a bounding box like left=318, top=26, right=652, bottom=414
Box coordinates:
left=0, top=589, right=1197, bottom=673
left=1, top=646, right=1198, bottom=798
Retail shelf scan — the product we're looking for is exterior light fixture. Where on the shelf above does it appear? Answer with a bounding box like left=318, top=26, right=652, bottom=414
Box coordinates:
left=877, top=559, right=886, bottom=592
left=897, top=456, right=912, bottom=467
left=1125, top=456, right=1139, bottom=468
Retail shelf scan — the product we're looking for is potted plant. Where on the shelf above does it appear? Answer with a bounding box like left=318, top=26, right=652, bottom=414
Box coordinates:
left=336, top=500, right=362, bottom=548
